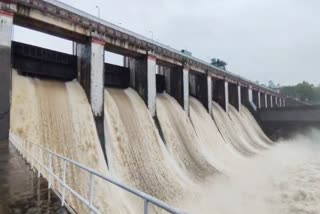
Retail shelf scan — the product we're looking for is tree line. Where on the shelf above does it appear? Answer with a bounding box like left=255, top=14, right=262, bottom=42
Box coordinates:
left=265, top=81, right=320, bottom=104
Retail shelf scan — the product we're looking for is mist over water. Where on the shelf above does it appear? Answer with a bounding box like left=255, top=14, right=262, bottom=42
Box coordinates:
left=185, top=129, right=320, bottom=214
left=10, top=71, right=320, bottom=214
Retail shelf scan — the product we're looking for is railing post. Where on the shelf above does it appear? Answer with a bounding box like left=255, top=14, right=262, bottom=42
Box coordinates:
left=23, top=140, right=26, bottom=159
left=31, top=144, right=34, bottom=170
left=88, top=173, right=94, bottom=213
left=144, top=200, right=149, bottom=214
left=48, top=153, right=52, bottom=188
left=38, top=146, right=41, bottom=178
left=62, top=159, right=67, bottom=206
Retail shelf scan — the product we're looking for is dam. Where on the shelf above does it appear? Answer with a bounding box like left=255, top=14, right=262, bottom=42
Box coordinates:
left=0, top=0, right=320, bottom=214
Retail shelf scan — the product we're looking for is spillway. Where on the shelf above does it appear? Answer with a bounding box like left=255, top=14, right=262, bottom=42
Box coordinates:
left=156, top=93, right=217, bottom=182
left=10, top=71, right=130, bottom=214
left=9, top=71, right=320, bottom=214
left=240, top=106, right=273, bottom=145
left=104, top=88, right=194, bottom=212
left=228, top=105, right=268, bottom=151
left=189, top=97, right=245, bottom=174
left=211, top=101, right=261, bottom=156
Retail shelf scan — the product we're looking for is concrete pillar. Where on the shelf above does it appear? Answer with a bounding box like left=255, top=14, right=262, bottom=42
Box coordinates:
left=248, top=87, right=257, bottom=111
left=265, top=94, right=268, bottom=108
left=225, top=80, right=229, bottom=113
left=128, top=58, right=136, bottom=88
left=0, top=11, right=13, bottom=140
left=134, top=54, right=157, bottom=116
left=76, top=37, right=106, bottom=159
left=90, top=38, right=105, bottom=116
left=147, top=55, right=156, bottom=116
left=164, top=67, right=171, bottom=93
left=258, top=91, right=261, bottom=109
left=76, top=38, right=105, bottom=116
left=238, top=85, right=242, bottom=112
left=252, top=89, right=259, bottom=109
left=183, top=67, right=189, bottom=114
left=248, top=87, right=253, bottom=103
left=260, top=92, right=265, bottom=108
left=279, top=98, right=282, bottom=107
left=123, top=56, right=129, bottom=67
left=207, top=75, right=212, bottom=113
left=283, top=99, right=286, bottom=107
left=270, top=95, right=273, bottom=108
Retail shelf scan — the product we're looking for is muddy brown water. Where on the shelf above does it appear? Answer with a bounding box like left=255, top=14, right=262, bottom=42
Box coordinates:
left=0, top=141, right=69, bottom=214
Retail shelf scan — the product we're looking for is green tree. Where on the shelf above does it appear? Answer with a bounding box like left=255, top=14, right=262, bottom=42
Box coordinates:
left=280, top=81, right=320, bottom=104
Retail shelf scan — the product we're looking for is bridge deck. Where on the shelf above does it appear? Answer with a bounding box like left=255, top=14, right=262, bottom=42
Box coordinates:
left=0, top=141, right=68, bottom=214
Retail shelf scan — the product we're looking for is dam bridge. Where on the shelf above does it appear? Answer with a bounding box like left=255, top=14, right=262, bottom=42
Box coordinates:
left=0, top=0, right=318, bottom=213
left=0, top=0, right=301, bottom=141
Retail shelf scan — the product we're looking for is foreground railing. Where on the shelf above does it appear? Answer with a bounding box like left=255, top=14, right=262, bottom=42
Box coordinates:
left=9, top=133, right=185, bottom=214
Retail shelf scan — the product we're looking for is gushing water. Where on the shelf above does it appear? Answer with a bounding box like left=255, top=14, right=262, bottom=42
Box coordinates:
left=10, top=71, right=320, bottom=214
left=10, top=71, right=130, bottom=214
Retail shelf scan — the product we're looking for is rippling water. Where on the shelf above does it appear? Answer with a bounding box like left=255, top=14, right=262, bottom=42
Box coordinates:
left=0, top=142, right=68, bottom=214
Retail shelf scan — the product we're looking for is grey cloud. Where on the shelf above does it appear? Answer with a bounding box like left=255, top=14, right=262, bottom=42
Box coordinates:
left=15, top=0, right=320, bottom=85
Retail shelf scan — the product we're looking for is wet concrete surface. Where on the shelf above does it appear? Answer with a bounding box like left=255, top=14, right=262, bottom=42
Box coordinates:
left=0, top=141, right=69, bottom=214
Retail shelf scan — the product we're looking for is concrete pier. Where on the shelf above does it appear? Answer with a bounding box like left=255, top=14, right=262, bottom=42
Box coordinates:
left=183, top=67, right=189, bottom=114
left=207, top=76, right=212, bottom=113
left=275, top=97, right=279, bottom=107
left=0, top=11, right=13, bottom=141
left=147, top=55, right=157, bottom=116
left=76, top=38, right=105, bottom=116
left=134, top=55, right=156, bottom=117
left=76, top=38, right=106, bottom=159
left=260, top=92, right=266, bottom=108
left=90, top=38, right=105, bottom=116
left=258, top=91, right=261, bottom=109
left=252, top=89, right=260, bottom=109
left=248, top=87, right=257, bottom=110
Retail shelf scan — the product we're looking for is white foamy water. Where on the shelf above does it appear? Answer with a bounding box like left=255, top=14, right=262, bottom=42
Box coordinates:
left=189, top=97, right=246, bottom=174
left=10, top=71, right=130, bottom=214
left=10, top=70, right=320, bottom=214
left=184, top=129, right=320, bottom=214
left=156, top=93, right=217, bottom=182
left=104, top=88, right=194, bottom=212
left=212, top=101, right=260, bottom=156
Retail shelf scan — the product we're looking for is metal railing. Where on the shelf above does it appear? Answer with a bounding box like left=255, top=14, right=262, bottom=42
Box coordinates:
left=9, top=133, right=185, bottom=214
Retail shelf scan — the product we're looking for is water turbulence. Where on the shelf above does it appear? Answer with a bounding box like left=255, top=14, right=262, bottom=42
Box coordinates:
left=104, top=88, right=192, bottom=212
left=228, top=105, right=268, bottom=150
left=211, top=101, right=259, bottom=156
left=10, top=70, right=129, bottom=214
left=189, top=97, right=245, bottom=173
left=156, top=93, right=217, bottom=182
left=184, top=129, right=320, bottom=214
left=10, top=70, right=320, bottom=214
left=240, top=106, right=273, bottom=145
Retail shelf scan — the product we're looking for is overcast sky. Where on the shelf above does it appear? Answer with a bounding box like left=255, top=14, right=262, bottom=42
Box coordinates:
left=13, top=0, right=320, bottom=86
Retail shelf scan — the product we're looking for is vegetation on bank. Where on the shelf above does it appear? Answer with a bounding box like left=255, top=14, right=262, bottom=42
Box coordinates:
left=259, top=81, right=320, bottom=104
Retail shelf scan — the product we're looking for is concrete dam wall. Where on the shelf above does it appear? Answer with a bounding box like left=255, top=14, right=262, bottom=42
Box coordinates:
left=2, top=2, right=320, bottom=213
